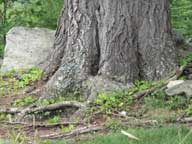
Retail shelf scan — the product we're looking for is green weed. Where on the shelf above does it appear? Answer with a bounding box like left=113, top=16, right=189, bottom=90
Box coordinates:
left=41, top=96, right=65, bottom=106
left=95, top=90, right=133, bottom=113
left=94, top=80, right=159, bottom=113
left=179, top=52, right=192, bottom=66
left=47, top=116, right=61, bottom=124
left=0, top=67, right=42, bottom=97
left=12, top=96, right=37, bottom=107
left=144, top=89, right=190, bottom=111
left=60, top=124, right=74, bottom=133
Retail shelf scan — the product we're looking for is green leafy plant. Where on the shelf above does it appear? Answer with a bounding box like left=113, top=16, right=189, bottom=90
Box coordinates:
left=47, top=116, right=61, bottom=124
left=179, top=52, right=192, bottom=66
left=41, top=96, right=65, bottom=106
left=94, top=80, right=159, bottom=113
left=0, top=67, right=42, bottom=97
left=185, top=104, right=192, bottom=116
left=12, top=96, right=37, bottom=107
left=18, top=67, right=42, bottom=88
left=60, top=124, right=74, bottom=133
left=134, top=80, right=154, bottom=91
left=0, top=113, right=10, bottom=121
left=95, top=90, right=133, bottom=113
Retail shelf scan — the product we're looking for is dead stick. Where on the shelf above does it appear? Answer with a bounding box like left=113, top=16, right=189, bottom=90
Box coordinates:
left=177, top=117, right=192, bottom=123
left=1, top=121, right=83, bottom=128
left=41, top=125, right=104, bottom=139
left=62, top=126, right=104, bottom=139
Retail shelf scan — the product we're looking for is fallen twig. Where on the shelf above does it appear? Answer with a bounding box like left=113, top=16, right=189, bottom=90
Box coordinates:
left=40, top=125, right=104, bottom=139
left=121, top=130, right=140, bottom=140
left=122, top=120, right=159, bottom=127
left=177, top=117, right=192, bottom=123
left=133, top=85, right=161, bottom=99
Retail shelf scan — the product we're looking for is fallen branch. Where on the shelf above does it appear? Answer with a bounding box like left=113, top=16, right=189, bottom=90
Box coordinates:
left=133, top=85, right=162, bottom=99
left=0, top=121, right=83, bottom=128
left=133, top=66, right=185, bottom=99
left=122, top=120, right=159, bottom=127
left=41, top=125, right=104, bottom=139
left=177, top=117, right=192, bottom=123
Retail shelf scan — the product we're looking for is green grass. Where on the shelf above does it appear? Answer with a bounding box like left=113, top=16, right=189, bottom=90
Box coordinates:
left=31, top=126, right=192, bottom=144
left=80, top=126, right=192, bottom=144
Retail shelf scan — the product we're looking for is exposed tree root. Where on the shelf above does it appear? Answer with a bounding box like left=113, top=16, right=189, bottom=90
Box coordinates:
left=0, top=101, right=86, bottom=120
left=21, top=101, right=86, bottom=114
left=0, top=108, right=20, bottom=114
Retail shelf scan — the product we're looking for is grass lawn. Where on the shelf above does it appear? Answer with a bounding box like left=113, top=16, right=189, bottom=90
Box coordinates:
left=37, top=125, right=192, bottom=144
left=79, top=126, right=192, bottom=144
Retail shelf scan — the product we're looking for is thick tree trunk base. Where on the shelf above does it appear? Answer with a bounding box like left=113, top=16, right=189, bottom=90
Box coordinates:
left=43, top=75, right=133, bottom=101
left=42, top=0, right=177, bottom=101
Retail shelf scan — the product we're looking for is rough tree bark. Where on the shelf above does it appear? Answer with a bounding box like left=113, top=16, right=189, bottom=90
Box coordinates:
left=42, top=0, right=177, bottom=100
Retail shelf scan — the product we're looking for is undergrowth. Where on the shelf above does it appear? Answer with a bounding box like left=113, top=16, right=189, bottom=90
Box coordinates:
left=179, top=52, right=192, bottom=66
left=0, top=67, right=42, bottom=97
left=93, top=80, right=162, bottom=113
left=92, top=78, right=192, bottom=121
left=12, top=95, right=37, bottom=107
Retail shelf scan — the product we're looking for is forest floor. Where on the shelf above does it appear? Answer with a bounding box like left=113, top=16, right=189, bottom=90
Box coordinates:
left=0, top=68, right=192, bottom=144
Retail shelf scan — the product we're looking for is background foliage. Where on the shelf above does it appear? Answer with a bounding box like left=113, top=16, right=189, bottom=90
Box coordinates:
left=0, top=0, right=192, bottom=58
left=0, top=0, right=63, bottom=57
left=171, top=0, right=192, bottom=38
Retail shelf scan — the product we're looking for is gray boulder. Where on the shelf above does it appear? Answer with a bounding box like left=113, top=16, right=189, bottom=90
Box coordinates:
left=167, top=80, right=184, bottom=89
left=1, top=27, right=55, bottom=72
left=166, top=80, right=192, bottom=97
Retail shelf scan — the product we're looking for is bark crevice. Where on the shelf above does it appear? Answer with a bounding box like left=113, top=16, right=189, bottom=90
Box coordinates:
left=88, top=17, right=100, bottom=76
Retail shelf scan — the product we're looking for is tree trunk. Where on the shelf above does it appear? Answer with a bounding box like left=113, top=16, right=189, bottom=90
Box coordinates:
left=42, top=0, right=177, bottom=100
